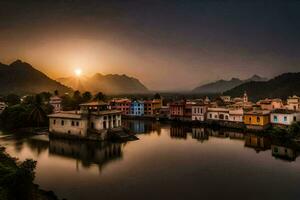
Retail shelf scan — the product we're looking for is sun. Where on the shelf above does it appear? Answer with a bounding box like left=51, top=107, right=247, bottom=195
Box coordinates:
left=74, top=68, right=82, bottom=77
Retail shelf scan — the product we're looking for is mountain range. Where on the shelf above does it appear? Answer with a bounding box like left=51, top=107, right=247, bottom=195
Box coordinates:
left=57, top=73, right=149, bottom=94
left=0, top=60, right=71, bottom=95
left=224, top=73, right=300, bottom=101
left=192, top=75, right=267, bottom=94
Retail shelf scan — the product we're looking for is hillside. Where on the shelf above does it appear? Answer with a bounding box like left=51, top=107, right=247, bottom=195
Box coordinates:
left=57, top=73, right=149, bottom=94
left=0, top=60, right=71, bottom=95
left=224, top=73, right=300, bottom=101
left=192, top=75, right=267, bottom=94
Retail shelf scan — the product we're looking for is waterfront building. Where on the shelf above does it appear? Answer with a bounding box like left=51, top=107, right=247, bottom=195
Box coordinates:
left=144, top=99, right=162, bottom=116
left=48, top=101, right=122, bottom=140
left=270, top=109, right=300, bottom=126
left=243, top=110, right=271, bottom=130
left=109, top=98, right=131, bottom=115
left=228, top=108, right=244, bottom=122
left=257, top=98, right=284, bottom=110
left=286, top=95, right=300, bottom=111
left=206, top=107, right=229, bottom=121
left=0, top=102, right=7, bottom=113
left=130, top=100, right=144, bottom=116
left=191, top=103, right=207, bottom=121
left=49, top=95, right=62, bottom=113
left=169, top=101, right=186, bottom=120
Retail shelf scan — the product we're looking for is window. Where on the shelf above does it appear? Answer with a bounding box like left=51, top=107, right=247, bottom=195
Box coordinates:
left=225, top=115, right=228, bottom=120
left=293, top=116, right=297, bottom=121
left=273, top=115, right=278, bottom=122
left=76, top=121, right=79, bottom=126
left=53, top=119, right=56, bottom=125
left=71, top=121, right=75, bottom=126
left=284, top=116, right=287, bottom=122
left=61, top=120, right=64, bottom=126
left=257, top=117, right=260, bottom=123
left=210, top=114, right=212, bottom=118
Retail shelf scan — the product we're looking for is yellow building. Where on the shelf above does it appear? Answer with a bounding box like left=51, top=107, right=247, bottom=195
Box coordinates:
left=244, top=110, right=271, bottom=130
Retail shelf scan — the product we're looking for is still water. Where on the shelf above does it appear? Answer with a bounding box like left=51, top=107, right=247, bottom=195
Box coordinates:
left=1, top=120, right=300, bottom=200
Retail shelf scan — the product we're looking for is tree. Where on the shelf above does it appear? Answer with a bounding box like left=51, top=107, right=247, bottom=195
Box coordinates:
left=28, top=94, right=47, bottom=127
left=94, top=92, right=106, bottom=101
left=154, top=93, right=161, bottom=99
left=82, top=91, right=92, bottom=102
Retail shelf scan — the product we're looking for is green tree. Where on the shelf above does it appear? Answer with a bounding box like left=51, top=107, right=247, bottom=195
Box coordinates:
left=154, top=93, right=161, bottom=99
left=5, top=94, right=20, bottom=106
left=94, top=92, right=106, bottom=101
left=28, top=94, right=47, bottom=127
left=82, top=91, right=92, bottom=102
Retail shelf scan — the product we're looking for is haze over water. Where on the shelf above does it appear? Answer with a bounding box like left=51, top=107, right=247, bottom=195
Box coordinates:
left=1, top=120, right=300, bottom=200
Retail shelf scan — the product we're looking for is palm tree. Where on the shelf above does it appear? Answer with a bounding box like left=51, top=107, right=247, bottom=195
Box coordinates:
left=28, top=94, right=46, bottom=127
left=82, top=91, right=92, bottom=102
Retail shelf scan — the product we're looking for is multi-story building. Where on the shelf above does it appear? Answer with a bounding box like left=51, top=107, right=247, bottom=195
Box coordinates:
left=169, top=101, right=185, bottom=120
left=144, top=99, right=162, bottom=116
left=191, top=103, right=207, bottom=121
left=228, top=108, right=244, bottom=123
left=257, top=98, right=284, bottom=110
left=130, top=100, right=144, bottom=116
left=48, top=101, right=122, bottom=140
left=243, top=110, right=271, bottom=130
left=206, top=107, right=230, bottom=121
left=109, top=99, right=131, bottom=115
left=286, top=95, right=300, bottom=111
left=49, top=96, right=62, bottom=113
left=270, top=109, right=300, bottom=126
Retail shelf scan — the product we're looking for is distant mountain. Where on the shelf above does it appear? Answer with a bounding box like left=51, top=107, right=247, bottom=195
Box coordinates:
left=58, top=73, right=149, bottom=94
left=0, top=60, right=71, bottom=95
left=192, top=75, right=267, bottom=94
left=224, top=73, right=300, bottom=101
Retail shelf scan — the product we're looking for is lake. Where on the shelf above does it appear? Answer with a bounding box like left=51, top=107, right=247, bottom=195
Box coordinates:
left=1, top=120, right=300, bottom=200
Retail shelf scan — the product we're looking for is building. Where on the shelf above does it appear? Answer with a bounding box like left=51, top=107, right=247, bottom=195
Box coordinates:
left=220, top=96, right=231, bottom=103
left=48, top=101, right=122, bottom=140
left=0, top=102, right=7, bottom=114
left=228, top=108, right=244, bottom=123
left=270, top=109, right=300, bottom=126
left=271, top=144, right=298, bottom=161
left=191, top=103, right=207, bottom=121
left=169, top=101, right=185, bottom=120
left=130, top=100, right=144, bottom=116
left=109, top=98, right=131, bottom=115
left=243, top=110, right=270, bottom=130
left=49, top=96, right=62, bottom=113
left=286, top=95, right=300, bottom=111
left=206, top=107, right=229, bottom=121
left=144, top=99, right=162, bottom=116
left=257, top=98, right=284, bottom=110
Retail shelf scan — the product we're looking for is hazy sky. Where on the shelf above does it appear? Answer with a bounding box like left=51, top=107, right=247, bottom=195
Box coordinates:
left=0, top=0, right=300, bottom=91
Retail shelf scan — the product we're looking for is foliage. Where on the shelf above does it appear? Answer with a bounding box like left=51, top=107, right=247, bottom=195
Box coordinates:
left=0, top=146, right=37, bottom=200
left=82, top=91, right=92, bottom=102
left=154, top=93, right=161, bottom=99
left=94, top=92, right=106, bottom=101
left=5, top=94, right=21, bottom=106
left=270, top=122, right=300, bottom=139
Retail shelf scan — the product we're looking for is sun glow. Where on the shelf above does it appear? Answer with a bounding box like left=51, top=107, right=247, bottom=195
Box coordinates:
left=74, top=68, right=82, bottom=77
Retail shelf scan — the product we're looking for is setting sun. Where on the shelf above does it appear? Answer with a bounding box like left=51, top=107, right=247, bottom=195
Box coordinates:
left=74, top=68, right=82, bottom=77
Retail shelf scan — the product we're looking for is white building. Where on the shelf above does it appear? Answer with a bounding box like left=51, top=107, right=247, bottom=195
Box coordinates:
left=220, top=96, right=231, bottom=103
left=286, top=95, right=300, bottom=111
left=0, top=102, right=7, bottom=113
left=270, top=109, right=300, bottom=126
left=206, top=107, right=229, bottom=121
left=49, top=96, right=62, bottom=113
left=191, top=104, right=207, bottom=121
left=228, top=109, right=244, bottom=122
left=48, top=101, right=122, bottom=140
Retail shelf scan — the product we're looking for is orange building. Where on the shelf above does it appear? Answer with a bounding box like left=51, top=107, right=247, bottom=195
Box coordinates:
left=244, top=110, right=271, bottom=130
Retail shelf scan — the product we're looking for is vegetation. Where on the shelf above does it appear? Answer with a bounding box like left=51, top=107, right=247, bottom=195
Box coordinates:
left=0, top=146, right=58, bottom=200
left=269, top=122, right=300, bottom=139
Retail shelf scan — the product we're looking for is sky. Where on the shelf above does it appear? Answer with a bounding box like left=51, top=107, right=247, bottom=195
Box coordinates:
left=0, top=0, right=300, bottom=91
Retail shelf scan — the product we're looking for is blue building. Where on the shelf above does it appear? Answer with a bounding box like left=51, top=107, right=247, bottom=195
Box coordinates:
left=130, top=100, right=144, bottom=116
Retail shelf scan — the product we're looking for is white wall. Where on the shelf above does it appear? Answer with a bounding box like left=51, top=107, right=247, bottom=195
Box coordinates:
left=270, top=113, right=300, bottom=125
left=49, top=118, right=88, bottom=136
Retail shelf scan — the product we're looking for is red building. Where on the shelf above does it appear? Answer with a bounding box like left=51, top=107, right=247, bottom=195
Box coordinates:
left=109, top=99, right=131, bottom=115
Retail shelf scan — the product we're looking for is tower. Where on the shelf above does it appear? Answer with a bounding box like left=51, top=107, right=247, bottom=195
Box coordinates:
left=243, top=91, right=248, bottom=103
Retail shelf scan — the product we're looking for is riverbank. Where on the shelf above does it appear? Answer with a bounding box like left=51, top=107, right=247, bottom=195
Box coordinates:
left=0, top=145, right=60, bottom=200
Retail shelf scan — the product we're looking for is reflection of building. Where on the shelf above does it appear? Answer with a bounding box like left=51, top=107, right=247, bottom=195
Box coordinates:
left=271, top=144, right=298, bottom=161
left=48, top=102, right=122, bottom=140
left=271, top=109, right=300, bottom=126
left=49, top=96, right=62, bottom=113
left=243, top=110, right=270, bottom=130
left=49, top=139, right=123, bottom=169
left=192, top=128, right=208, bottom=142
left=170, top=127, right=187, bottom=139
left=226, top=131, right=245, bottom=140
left=245, top=135, right=271, bottom=152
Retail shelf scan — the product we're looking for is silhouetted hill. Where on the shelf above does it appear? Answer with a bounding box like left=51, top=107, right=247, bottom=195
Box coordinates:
left=58, top=73, right=149, bottom=94
left=192, top=75, right=267, bottom=93
left=0, top=60, right=72, bottom=95
left=224, top=73, right=300, bottom=101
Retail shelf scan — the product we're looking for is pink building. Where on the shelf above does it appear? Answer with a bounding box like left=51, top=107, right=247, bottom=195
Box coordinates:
left=109, top=99, right=131, bottom=115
